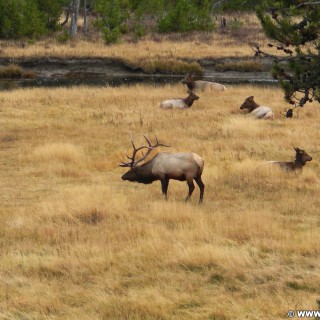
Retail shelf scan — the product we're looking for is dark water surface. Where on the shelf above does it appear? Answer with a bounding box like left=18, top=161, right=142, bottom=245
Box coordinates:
left=0, top=72, right=277, bottom=91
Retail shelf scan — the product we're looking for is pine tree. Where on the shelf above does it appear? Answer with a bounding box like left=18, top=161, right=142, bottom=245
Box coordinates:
left=256, top=1, right=320, bottom=108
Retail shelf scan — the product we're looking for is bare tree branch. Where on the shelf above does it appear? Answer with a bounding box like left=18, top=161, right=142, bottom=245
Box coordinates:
left=297, top=1, right=320, bottom=7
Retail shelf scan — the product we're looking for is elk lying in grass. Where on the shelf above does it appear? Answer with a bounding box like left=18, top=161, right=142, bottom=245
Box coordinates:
left=119, top=136, right=205, bottom=203
left=240, top=96, right=274, bottom=119
left=268, top=147, right=312, bottom=172
left=159, top=90, right=199, bottom=109
left=182, top=74, right=226, bottom=92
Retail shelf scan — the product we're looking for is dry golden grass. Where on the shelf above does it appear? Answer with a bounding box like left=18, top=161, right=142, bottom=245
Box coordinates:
left=1, top=83, right=320, bottom=319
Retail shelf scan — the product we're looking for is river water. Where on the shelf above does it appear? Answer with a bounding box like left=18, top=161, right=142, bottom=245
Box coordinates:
left=0, top=71, right=277, bottom=91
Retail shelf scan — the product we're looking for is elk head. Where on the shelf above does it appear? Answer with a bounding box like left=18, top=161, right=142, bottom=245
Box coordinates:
left=185, top=90, right=199, bottom=106
left=294, top=147, right=312, bottom=165
left=240, top=96, right=256, bottom=110
left=181, top=73, right=195, bottom=85
left=119, top=135, right=169, bottom=182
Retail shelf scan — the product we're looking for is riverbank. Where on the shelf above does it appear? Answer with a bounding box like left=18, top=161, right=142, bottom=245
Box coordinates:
left=0, top=55, right=275, bottom=90
left=0, top=12, right=280, bottom=84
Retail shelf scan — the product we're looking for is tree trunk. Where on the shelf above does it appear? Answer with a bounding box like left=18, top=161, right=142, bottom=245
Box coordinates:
left=70, top=0, right=80, bottom=37
left=83, top=0, right=87, bottom=36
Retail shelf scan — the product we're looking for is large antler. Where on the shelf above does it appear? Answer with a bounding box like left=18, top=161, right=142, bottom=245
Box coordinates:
left=119, top=135, right=170, bottom=167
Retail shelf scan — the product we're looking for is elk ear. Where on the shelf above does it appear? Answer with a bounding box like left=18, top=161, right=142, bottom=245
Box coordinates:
left=294, top=147, right=300, bottom=152
left=248, top=96, right=254, bottom=101
left=187, top=90, right=192, bottom=94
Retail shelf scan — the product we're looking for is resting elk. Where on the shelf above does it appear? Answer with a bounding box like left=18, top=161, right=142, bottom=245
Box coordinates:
left=119, top=136, right=205, bottom=203
left=159, top=90, right=199, bottom=109
left=268, top=147, right=312, bottom=172
left=240, top=96, right=275, bottom=119
left=182, top=74, right=226, bottom=92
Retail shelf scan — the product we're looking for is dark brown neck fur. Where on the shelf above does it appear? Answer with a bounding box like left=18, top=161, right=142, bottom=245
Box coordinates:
left=248, top=101, right=260, bottom=113
left=277, top=161, right=303, bottom=172
left=183, top=94, right=197, bottom=107
left=186, top=82, right=195, bottom=91
left=295, top=153, right=308, bottom=166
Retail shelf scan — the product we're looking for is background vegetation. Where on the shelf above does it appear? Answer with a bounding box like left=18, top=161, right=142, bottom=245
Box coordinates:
left=256, top=0, right=320, bottom=109
left=0, top=0, right=261, bottom=42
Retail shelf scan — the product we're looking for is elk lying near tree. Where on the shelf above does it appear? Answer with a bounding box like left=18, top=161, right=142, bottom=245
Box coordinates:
left=159, top=90, right=199, bottom=109
left=240, top=96, right=275, bottom=120
left=268, top=147, right=312, bottom=172
left=182, top=74, right=227, bottom=92
left=119, top=136, right=205, bottom=203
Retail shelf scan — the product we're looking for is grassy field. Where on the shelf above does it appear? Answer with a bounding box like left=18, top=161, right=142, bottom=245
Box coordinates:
left=0, top=83, right=319, bottom=319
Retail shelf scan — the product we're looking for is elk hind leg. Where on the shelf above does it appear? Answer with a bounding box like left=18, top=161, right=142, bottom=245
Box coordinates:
left=195, top=176, right=205, bottom=204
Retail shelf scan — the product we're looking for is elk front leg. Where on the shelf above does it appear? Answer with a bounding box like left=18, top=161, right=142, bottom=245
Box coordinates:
left=185, top=179, right=195, bottom=202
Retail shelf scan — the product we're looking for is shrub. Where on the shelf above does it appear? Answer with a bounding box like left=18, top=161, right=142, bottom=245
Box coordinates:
left=125, top=58, right=203, bottom=75
left=157, top=0, right=214, bottom=33
left=214, top=60, right=264, bottom=72
left=103, top=27, right=122, bottom=44
left=0, top=64, right=23, bottom=78
left=56, top=31, right=71, bottom=43
left=94, top=0, right=130, bottom=44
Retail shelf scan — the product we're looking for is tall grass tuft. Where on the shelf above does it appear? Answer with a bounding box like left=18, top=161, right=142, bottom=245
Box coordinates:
left=215, top=60, right=265, bottom=72
left=125, top=58, right=203, bottom=75
left=0, top=64, right=23, bottom=78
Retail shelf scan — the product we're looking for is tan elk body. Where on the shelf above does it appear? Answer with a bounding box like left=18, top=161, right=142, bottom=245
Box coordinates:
left=120, top=136, right=205, bottom=203
left=268, top=147, right=312, bottom=172
left=240, top=96, right=274, bottom=119
left=159, top=90, right=199, bottom=109
left=182, top=74, right=226, bottom=92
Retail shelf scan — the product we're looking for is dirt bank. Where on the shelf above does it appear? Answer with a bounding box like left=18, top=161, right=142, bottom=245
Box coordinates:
left=0, top=56, right=275, bottom=83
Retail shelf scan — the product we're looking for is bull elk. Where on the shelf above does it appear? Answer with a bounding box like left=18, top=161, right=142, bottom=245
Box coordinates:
left=159, top=90, right=199, bottom=109
left=182, top=74, right=226, bottom=92
left=119, top=136, right=205, bottom=203
left=268, top=147, right=312, bottom=172
left=240, top=96, right=275, bottom=120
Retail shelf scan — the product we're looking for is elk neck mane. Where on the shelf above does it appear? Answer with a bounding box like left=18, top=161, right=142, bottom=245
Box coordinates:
left=248, top=100, right=260, bottom=112
left=183, top=94, right=196, bottom=107
left=186, top=81, right=195, bottom=91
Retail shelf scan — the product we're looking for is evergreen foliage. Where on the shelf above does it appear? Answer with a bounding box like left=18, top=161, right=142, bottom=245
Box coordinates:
left=0, top=0, right=66, bottom=39
left=256, top=1, right=320, bottom=108
left=0, top=0, right=266, bottom=42
left=93, top=0, right=214, bottom=43
left=93, top=0, right=130, bottom=44
left=35, top=0, right=68, bottom=31
left=157, top=0, right=214, bottom=33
